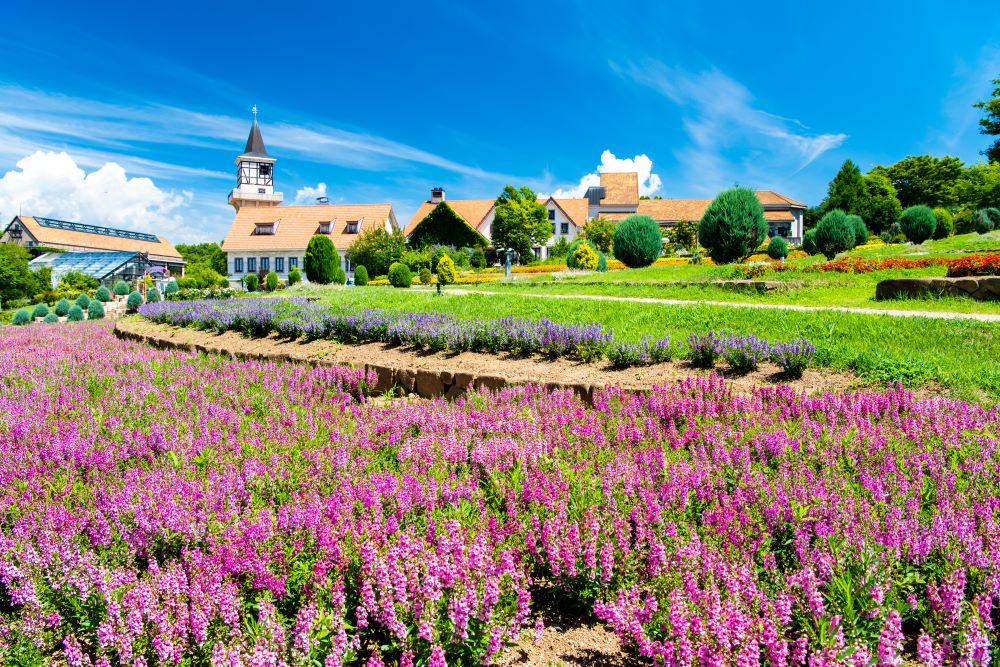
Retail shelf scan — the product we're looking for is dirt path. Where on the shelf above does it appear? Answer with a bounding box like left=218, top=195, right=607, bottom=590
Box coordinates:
left=448, top=288, right=1000, bottom=323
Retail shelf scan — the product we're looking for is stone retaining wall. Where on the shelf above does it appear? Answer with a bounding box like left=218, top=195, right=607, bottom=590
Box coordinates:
left=875, top=276, right=1000, bottom=301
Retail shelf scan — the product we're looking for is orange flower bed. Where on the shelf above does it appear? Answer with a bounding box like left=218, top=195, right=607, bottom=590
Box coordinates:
left=511, top=264, right=566, bottom=274
left=803, top=256, right=949, bottom=274
left=945, top=253, right=1000, bottom=277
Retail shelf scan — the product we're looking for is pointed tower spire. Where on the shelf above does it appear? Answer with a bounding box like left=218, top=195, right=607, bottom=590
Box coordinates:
left=243, top=105, right=269, bottom=157
left=229, top=106, right=281, bottom=211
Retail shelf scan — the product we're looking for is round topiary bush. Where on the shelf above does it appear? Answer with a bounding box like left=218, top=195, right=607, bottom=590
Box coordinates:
left=12, top=308, right=31, bottom=326
left=899, top=205, right=937, bottom=244
left=612, top=215, right=662, bottom=268
left=75, top=293, right=91, bottom=309
left=305, top=235, right=338, bottom=284
left=287, top=268, right=302, bottom=286
left=932, top=208, right=954, bottom=240
left=87, top=300, right=105, bottom=320
left=419, top=268, right=432, bottom=284
left=572, top=241, right=600, bottom=270
left=388, top=262, right=412, bottom=288
left=32, top=303, right=49, bottom=319
left=814, top=209, right=856, bottom=260
left=802, top=229, right=819, bottom=255
left=437, top=255, right=457, bottom=285
left=54, top=299, right=71, bottom=316
left=974, top=208, right=996, bottom=234
left=43, top=313, right=59, bottom=324
left=67, top=305, right=84, bottom=322
left=354, top=265, right=369, bottom=286
left=126, top=291, right=143, bottom=312
left=470, top=249, right=487, bottom=270
left=698, top=187, right=768, bottom=264
left=265, top=271, right=279, bottom=292
left=243, top=273, right=259, bottom=292
left=113, top=280, right=130, bottom=296
left=146, top=287, right=161, bottom=303
left=165, top=279, right=179, bottom=295
left=847, top=214, right=868, bottom=247
left=766, top=236, right=788, bottom=260
left=333, top=267, right=347, bottom=285
left=95, top=286, right=111, bottom=302
left=566, top=238, right=601, bottom=269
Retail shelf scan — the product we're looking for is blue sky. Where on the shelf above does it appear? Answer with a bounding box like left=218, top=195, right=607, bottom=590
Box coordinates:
left=0, top=0, right=998, bottom=243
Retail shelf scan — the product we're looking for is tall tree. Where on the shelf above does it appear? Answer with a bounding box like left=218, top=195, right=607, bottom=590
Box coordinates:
left=821, top=160, right=865, bottom=214
left=855, top=172, right=903, bottom=234
left=175, top=242, right=227, bottom=275
left=879, top=155, right=964, bottom=208
left=953, top=162, right=1000, bottom=211
left=974, top=78, right=1000, bottom=163
left=492, top=186, right=550, bottom=262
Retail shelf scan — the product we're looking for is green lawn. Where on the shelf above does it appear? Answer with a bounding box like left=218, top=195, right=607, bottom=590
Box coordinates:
left=285, top=283, right=1000, bottom=404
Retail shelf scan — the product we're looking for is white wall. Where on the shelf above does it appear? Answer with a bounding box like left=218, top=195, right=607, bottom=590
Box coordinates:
left=226, top=249, right=349, bottom=285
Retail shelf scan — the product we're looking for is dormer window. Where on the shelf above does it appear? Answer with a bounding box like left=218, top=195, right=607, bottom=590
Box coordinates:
left=345, top=220, right=360, bottom=234
left=254, top=223, right=275, bottom=235
left=318, top=221, right=332, bottom=234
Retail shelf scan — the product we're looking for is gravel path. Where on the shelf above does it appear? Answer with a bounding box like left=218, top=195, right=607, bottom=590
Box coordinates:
left=448, top=289, right=1000, bottom=323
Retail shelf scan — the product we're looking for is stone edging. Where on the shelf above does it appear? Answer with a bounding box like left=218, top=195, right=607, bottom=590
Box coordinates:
left=875, top=276, right=1000, bottom=301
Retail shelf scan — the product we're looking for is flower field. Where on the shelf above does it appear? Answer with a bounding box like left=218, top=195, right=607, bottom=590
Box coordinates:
left=1, top=322, right=999, bottom=666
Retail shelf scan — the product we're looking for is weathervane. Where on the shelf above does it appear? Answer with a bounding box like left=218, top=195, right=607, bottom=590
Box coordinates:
left=251, top=104, right=258, bottom=120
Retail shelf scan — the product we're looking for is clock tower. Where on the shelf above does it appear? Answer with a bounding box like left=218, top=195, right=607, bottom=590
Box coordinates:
left=228, top=106, right=283, bottom=211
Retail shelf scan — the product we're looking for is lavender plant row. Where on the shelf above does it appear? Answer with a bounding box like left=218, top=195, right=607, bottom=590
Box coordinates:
left=1, top=322, right=998, bottom=666
left=138, top=298, right=816, bottom=375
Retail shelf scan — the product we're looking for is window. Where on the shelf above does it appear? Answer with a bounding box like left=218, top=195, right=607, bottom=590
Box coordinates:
left=275, top=257, right=284, bottom=273
left=258, top=164, right=271, bottom=177
left=261, top=257, right=269, bottom=272
left=289, top=257, right=299, bottom=269
left=247, top=257, right=256, bottom=273
left=346, top=220, right=360, bottom=234
left=234, top=258, right=244, bottom=273
left=560, top=223, right=569, bottom=235
left=548, top=209, right=556, bottom=220
left=318, top=221, right=331, bottom=234
left=254, top=223, right=274, bottom=235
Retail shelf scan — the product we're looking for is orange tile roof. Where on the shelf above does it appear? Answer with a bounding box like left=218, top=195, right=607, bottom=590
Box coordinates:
left=755, top=190, right=806, bottom=207
left=599, top=172, right=639, bottom=205
left=540, top=197, right=589, bottom=227
left=14, top=216, right=182, bottom=261
left=637, top=199, right=712, bottom=222
left=223, top=204, right=396, bottom=251
left=404, top=200, right=495, bottom=237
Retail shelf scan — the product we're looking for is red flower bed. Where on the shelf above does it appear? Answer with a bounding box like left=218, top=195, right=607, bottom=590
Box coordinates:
left=945, top=253, right=1000, bottom=277
left=803, top=256, right=948, bottom=274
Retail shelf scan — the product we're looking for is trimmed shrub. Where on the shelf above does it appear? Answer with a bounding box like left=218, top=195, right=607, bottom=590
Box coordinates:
left=814, top=210, right=856, bottom=260
left=287, top=268, right=302, bottom=286
left=32, top=303, right=49, bottom=319
left=388, top=262, right=412, bottom=288
left=126, top=291, right=143, bottom=312
left=146, top=287, right=161, bottom=303
left=165, top=279, right=179, bottom=295
left=66, top=305, right=85, bottom=322
left=243, top=273, right=259, bottom=292
left=437, top=255, right=457, bottom=285
left=333, top=267, right=347, bottom=285
left=932, top=208, right=954, bottom=240
left=566, top=238, right=600, bottom=269
left=419, top=268, right=432, bottom=284
left=954, top=208, right=975, bottom=235
left=217, top=276, right=230, bottom=288
left=75, top=293, right=91, bottom=309
left=54, top=298, right=71, bottom=316
left=698, top=187, right=768, bottom=264
left=612, top=215, right=662, bottom=268
left=354, top=265, right=369, bottom=286
left=43, top=312, right=59, bottom=323
left=95, top=286, right=111, bottom=302
left=974, top=208, right=997, bottom=234
left=265, top=271, right=279, bottom=292
left=572, top=242, right=600, bottom=270
left=305, top=235, right=338, bottom=284
left=847, top=214, right=868, bottom=247
left=802, top=228, right=819, bottom=255
left=87, top=300, right=105, bottom=320
left=12, top=308, right=31, bottom=326
left=766, top=236, right=788, bottom=260
left=596, top=250, right=608, bottom=273
left=113, top=280, right=129, bottom=296
left=898, top=205, right=937, bottom=244
left=470, top=249, right=487, bottom=270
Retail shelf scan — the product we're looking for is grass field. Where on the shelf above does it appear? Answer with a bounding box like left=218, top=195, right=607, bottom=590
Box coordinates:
left=286, top=283, right=1000, bottom=403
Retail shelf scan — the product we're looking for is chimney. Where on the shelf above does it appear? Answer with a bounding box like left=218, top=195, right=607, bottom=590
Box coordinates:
left=430, top=187, right=445, bottom=203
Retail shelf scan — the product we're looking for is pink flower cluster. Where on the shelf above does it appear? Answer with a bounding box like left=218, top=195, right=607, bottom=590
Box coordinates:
left=0, top=322, right=998, bottom=666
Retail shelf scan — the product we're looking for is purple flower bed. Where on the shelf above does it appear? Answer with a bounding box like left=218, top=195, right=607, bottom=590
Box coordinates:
left=139, top=299, right=816, bottom=374
left=1, top=323, right=998, bottom=666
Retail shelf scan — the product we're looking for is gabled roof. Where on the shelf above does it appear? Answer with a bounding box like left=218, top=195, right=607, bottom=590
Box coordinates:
left=242, top=119, right=269, bottom=158
left=404, top=200, right=495, bottom=236
left=5, top=216, right=182, bottom=260
left=599, top=172, right=639, bottom=205
left=223, top=204, right=396, bottom=251
left=539, top=197, right=588, bottom=227
left=755, top=190, right=806, bottom=208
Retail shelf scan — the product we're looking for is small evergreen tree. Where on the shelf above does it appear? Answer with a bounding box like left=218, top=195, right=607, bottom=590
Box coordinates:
left=437, top=255, right=457, bottom=285
left=419, top=268, right=432, bottom=284
left=305, top=235, right=338, bottom=284
left=113, top=280, right=130, bottom=296
left=699, top=187, right=768, bottom=263
left=146, top=287, right=161, bottom=303
left=12, top=308, right=31, bottom=325
left=55, top=299, right=71, bottom=316
left=87, top=300, right=105, bottom=320
left=243, top=273, right=259, bottom=292
left=126, top=291, right=143, bottom=312
left=332, top=267, right=346, bottom=285
left=265, top=271, right=278, bottom=292
left=470, top=249, right=487, bottom=270
left=572, top=242, right=600, bottom=270
left=932, top=208, right=954, bottom=239
left=67, top=305, right=85, bottom=322
left=814, top=210, right=856, bottom=259
left=32, top=303, right=49, bottom=319
left=165, top=279, right=179, bottom=295
left=43, top=312, right=59, bottom=323
left=954, top=208, right=976, bottom=234
left=75, top=293, right=91, bottom=309
left=388, top=262, right=412, bottom=288
left=287, top=268, right=302, bottom=285
left=847, top=214, right=868, bottom=247
left=354, top=265, right=369, bottom=286
left=95, top=286, right=111, bottom=302
left=766, top=236, right=788, bottom=260
left=899, top=205, right=937, bottom=244
left=612, top=215, right=662, bottom=268
left=566, top=239, right=601, bottom=269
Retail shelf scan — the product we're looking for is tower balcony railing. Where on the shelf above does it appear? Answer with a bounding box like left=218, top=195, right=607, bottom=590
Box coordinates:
left=229, top=189, right=283, bottom=203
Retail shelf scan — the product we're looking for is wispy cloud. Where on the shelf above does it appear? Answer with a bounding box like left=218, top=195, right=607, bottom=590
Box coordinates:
left=611, top=60, right=847, bottom=194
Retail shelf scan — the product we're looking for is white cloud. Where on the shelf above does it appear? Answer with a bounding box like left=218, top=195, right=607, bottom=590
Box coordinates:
left=0, top=151, right=201, bottom=242
left=293, top=182, right=329, bottom=204
left=548, top=150, right=663, bottom=198
left=612, top=60, right=847, bottom=195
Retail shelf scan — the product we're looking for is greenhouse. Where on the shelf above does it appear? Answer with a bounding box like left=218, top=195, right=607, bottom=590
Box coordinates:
left=29, top=251, right=154, bottom=288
